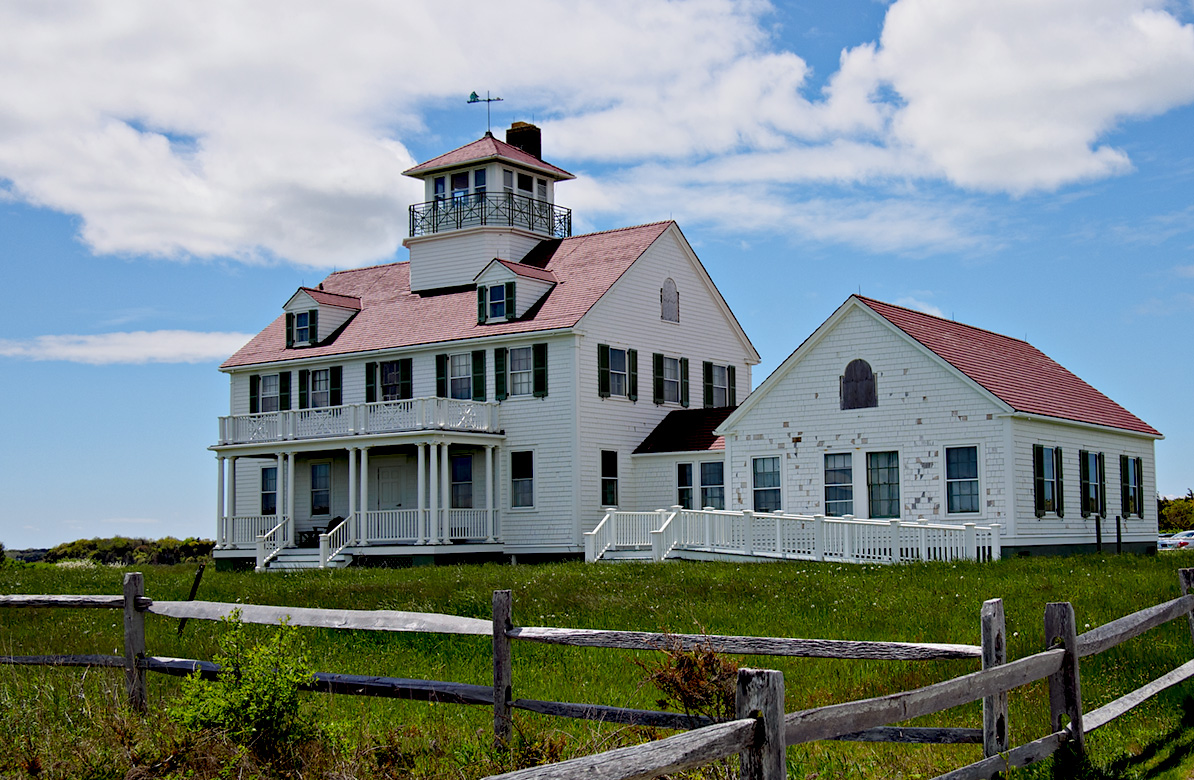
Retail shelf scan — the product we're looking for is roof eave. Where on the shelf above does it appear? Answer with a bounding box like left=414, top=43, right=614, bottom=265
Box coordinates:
left=1002, top=411, right=1163, bottom=440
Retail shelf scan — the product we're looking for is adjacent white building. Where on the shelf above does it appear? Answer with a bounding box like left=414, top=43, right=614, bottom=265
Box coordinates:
left=210, top=123, right=759, bottom=569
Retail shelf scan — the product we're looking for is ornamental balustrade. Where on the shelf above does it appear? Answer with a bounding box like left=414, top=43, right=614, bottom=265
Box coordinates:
left=408, top=192, right=572, bottom=238
left=217, top=397, right=500, bottom=445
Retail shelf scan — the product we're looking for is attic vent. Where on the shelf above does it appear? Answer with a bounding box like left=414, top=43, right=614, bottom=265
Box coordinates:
left=841, top=359, right=877, bottom=410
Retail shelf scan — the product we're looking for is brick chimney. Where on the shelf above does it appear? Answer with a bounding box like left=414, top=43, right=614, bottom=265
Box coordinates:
left=505, top=121, right=542, bottom=160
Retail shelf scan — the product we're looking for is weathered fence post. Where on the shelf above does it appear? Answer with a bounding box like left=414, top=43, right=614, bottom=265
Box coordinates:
left=493, top=589, right=513, bottom=750
left=743, top=511, right=755, bottom=555
left=981, top=598, right=1009, bottom=757
left=736, top=668, right=785, bottom=780
left=889, top=519, right=901, bottom=563
left=1177, top=568, right=1194, bottom=646
left=813, top=515, right=825, bottom=561
left=123, top=572, right=147, bottom=712
left=964, top=523, right=978, bottom=561
left=1045, top=602, right=1085, bottom=758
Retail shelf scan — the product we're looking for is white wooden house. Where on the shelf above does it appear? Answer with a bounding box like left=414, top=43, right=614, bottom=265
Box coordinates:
left=706, top=295, right=1161, bottom=556
left=210, top=123, right=760, bottom=569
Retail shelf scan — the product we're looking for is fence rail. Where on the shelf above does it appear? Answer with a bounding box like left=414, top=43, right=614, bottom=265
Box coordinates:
left=5, top=569, right=1194, bottom=779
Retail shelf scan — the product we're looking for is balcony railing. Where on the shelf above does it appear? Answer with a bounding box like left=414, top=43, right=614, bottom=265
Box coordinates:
left=217, top=397, right=500, bottom=445
left=409, top=192, right=571, bottom=238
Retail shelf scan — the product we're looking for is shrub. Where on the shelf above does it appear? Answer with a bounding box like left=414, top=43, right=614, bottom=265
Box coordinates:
left=170, top=610, right=315, bottom=756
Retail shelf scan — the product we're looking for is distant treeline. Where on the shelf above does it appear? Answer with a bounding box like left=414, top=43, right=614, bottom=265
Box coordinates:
left=1160, top=490, right=1194, bottom=532
left=41, top=536, right=214, bottom=566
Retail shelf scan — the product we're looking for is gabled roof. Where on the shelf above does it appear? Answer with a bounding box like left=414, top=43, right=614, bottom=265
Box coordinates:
left=288, top=287, right=362, bottom=311
left=221, top=222, right=672, bottom=369
left=856, top=297, right=1160, bottom=437
left=634, top=407, right=736, bottom=454
left=403, top=133, right=574, bottom=180
left=495, top=258, right=558, bottom=283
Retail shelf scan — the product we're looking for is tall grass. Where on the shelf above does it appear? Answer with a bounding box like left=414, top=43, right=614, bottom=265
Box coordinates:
left=3, top=552, right=1194, bottom=778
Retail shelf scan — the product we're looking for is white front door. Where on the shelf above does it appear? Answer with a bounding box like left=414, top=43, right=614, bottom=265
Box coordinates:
left=377, top=465, right=404, bottom=509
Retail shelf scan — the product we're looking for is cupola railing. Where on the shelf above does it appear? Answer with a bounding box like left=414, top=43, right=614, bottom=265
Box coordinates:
left=409, top=192, right=571, bottom=238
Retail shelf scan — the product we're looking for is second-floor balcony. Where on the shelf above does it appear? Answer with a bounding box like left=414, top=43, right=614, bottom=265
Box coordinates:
left=409, top=192, right=571, bottom=238
left=217, top=397, right=500, bottom=446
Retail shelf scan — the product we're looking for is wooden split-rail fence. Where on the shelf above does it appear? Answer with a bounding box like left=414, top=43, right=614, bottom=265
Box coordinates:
left=4, top=570, right=1194, bottom=779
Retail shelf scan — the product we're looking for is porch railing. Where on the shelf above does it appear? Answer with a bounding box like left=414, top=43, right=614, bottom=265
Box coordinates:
left=319, top=517, right=353, bottom=568
left=217, top=514, right=277, bottom=549
left=408, top=192, right=572, bottom=238
left=254, top=519, right=290, bottom=571
left=217, top=397, right=500, bottom=445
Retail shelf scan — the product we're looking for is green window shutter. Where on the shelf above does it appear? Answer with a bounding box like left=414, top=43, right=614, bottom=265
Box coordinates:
left=365, top=362, right=377, bottom=403
left=728, top=365, right=737, bottom=406
left=308, top=309, right=319, bottom=344
left=494, top=347, right=508, bottom=401
left=330, top=366, right=342, bottom=406
left=249, top=374, right=260, bottom=414
left=597, top=344, right=610, bottom=398
left=477, top=287, right=487, bottom=324
left=1079, top=450, right=1091, bottom=518
left=1097, top=452, right=1106, bottom=517
left=436, top=354, right=448, bottom=397
left=398, top=358, right=413, bottom=399
left=1135, top=458, right=1145, bottom=518
left=703, top=361, right=713, bottom=408
left=472, top=350, right=486, bottom=401
left=532, top=343, right=548, bottom=398
left=1033, top=444, right=1045, bottom=518
left=298, top=369, right=310, bottom=409
left=1055, top=447, right=1064, bottom=518
left=285, top=313, right=295, bottom=348
left=1120, top=454, right=1130, bottom=516
left=628, top=349, right=638, bottom=402
left=505, top=281, right=516, bottom=318
left=278, top=372, right=291, bottom=410
left=680, top=357, right=689, bottom=408
left=652, top=353, right=664, bottom=405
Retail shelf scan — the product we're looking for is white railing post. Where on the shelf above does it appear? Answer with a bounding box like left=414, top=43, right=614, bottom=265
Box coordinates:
left=774, top=513, right=784, bottom=557
left=843, top=517, right=855, bottom=562
left=704, top=509, right=713, bottom=551
left=319, top=533, right=330, bottom=569
left=813, top=515, right=825, bottom=561
left=965, top=522, right=978, bottom=561
left=585, top=529, right=596, bottom=563
left=989, top=523, right=1002, bottom=561
left=255, top=535, right=266, bottom=572
left=743, top=510, right=754, bottom=555
left=889, top=519, right=902, bottom=563
left=917, top=516, right=928, bottom=561
left=608, top=506, right=617, bottom=547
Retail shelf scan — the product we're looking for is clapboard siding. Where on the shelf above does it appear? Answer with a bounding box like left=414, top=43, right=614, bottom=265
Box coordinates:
left=721, top=306, right=1008, bottom=522
left=408, top=228, right=542, bottom=292
left=575, top=227, right=757, bottom=534
left=633, top=455, right=728, bottom=511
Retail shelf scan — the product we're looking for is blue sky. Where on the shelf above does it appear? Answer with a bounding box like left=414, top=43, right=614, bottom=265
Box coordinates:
left=2, top=0, right=1193, bottom=549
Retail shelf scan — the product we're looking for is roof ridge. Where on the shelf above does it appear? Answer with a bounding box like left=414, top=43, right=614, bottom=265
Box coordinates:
left=325, top=259, right=409, bottom=277
left=568, top=220, right=674, bottom=240
left=298, top=285, right=360, bottom=298
left=857, top=295, right=1033, bottom=347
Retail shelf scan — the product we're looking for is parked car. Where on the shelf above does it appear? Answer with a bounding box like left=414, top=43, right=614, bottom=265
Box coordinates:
left=1158, top=530, right=1194, bottom=550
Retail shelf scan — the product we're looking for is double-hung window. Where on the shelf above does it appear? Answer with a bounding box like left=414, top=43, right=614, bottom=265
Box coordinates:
left=261, top=467, right=277, bottom=515
left=1121, top=455, right=1144, bottom=518
left=700, top=462, right=725, bottom=510
left=610, top=349, right=628, bottom=396
left=1079, top=450, right=1106, bottom=518
left=702, top=362, right=736, bottom=408
left=945, top=446, right=980, bottom=514
left=450, top=354, right=472, bottom=400
left=677, top=463, right=693, bottom=509
left=310, top=462, right=331, bottom=517
left=450, top=455, right=473, bottom=508
left=663, top=357, right=680, bottom=403
left=511, top=451, right=534, bottom=508
left=601, top=451, right=618, bottom=506
left=509, top=347, right=533, bottom=396
left=295, top=312, right=311, bottom=344
left=867, top=451, right=900, bottom=518
left=1033, top=445, right=1064, bottom=517
left=310, top=369, right=331, bottom=408
left=752, top=457, right=781, bottom=513
left=653, top=353, right=688, bottom=406
left=259, top=375, right=280, bottom=413
left=824, top=453, right=853, bottom=516
left=380, top=360, right=409, bottom=401
left=437, top=351, right=485, bottom=401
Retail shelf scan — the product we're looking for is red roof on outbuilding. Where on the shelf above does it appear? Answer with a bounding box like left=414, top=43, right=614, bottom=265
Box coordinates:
left=857, top=297, right=1160, bottom=437
left=221, top=222, right=672, bottom=369
left=403, top=134, right=574, bottom=180
left=634, top=407, right=736, bottom=454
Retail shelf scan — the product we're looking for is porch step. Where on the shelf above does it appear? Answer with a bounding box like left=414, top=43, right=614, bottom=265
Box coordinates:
left=263, top=548, right=352, bottom=571
left=597, top=548, right=655, bottom=563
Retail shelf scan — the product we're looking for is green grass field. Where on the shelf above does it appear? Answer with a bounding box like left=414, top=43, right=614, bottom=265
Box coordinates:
left=4, top=552, right=1194, bottom=779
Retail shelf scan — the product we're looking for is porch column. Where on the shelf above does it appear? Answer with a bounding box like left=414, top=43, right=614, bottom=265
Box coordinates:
left=485, top=445, right=495, bottom=542
left=348, top=446, right=358, bottom=544
left=416, top=443, right=426, bottom=545
left=428, top=442, right=440, bottom=544
left=360, top=447, right=370, bottom=546
left=286, top=451, right=296, bottom=547
left=216, top=456, right=225, bottom=548
left=440, top=443, right=451, bottom=543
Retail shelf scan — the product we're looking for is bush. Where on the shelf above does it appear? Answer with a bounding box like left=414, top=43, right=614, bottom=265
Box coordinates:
left=170, top=610, right=315, bottom=756
left=43, top=536, right=214, bottom=565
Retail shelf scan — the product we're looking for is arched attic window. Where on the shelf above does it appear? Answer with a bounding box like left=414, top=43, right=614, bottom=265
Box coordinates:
left=661, top=278, right=679, bottom=322
left=840, top=359, right=877, bottom=410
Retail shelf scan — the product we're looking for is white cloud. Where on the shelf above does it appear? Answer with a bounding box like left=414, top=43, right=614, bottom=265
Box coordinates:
left=0, top=331, right=253, bottom=364
left=0, top=0, right=1192, bottom=266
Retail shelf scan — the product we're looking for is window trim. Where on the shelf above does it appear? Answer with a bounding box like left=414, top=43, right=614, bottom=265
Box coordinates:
left=653, top=353, right=689, bottom=407
left=677, top=462, right=693, bottom=510
left=1033, top=444, right=1065, bottom=518
left=1079, top=449, right=1107, bottom=519
left=699, top=460, right=725, bottom=510
left=450, top=453, right=473, bottom=509
left=601, top=450, right=619, bottom=507
left=824, top=452, right=854, bottom=517
left=1121, top=455, right=1145, bottom=519
left=508, top=346, right=534, bottom=397
left=261, top=466, right=278, bottom=516
left=752, top=456, right=782, bottom=513
left=944, top=444, right=982, bottom=516
left=309, top=460, right=332, bottom=518
left=510, top=450, right=535, bottom=510
left=866, top=450, right=900, bottom=519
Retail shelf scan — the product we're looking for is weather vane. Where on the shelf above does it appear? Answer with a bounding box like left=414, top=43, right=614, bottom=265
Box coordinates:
left=468, top=91, right=503, bottom=133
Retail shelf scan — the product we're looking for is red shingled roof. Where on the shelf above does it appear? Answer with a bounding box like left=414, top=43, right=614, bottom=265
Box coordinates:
left=403, top=134, right=574, bottom=180
left=494, top=259, right=558, bottom=283
left=634, top=407, right=736, bottom=454
left=857, top=297, right=1160, bottom=436
left=297, top=287, right=361, bottom=310
left=221, top=222, right=672, bottom=369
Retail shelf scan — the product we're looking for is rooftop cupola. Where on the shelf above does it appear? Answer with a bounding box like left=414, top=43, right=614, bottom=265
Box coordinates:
left=401, top=122, right=575, bottom=292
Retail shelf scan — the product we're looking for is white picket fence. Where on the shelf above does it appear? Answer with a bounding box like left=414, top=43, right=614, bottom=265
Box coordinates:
left=585, top=507, right=1001, bottom=565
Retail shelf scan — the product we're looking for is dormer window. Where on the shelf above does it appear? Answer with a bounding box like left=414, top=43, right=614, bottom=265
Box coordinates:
left=295, top=312, right=311, bottom=343
left=285, top=309, right=319, bottom=347
left=489, top=284, right=507, bottom=319
left=477, top=281, right=516, bottom=323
